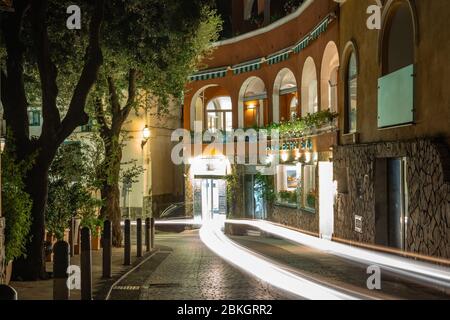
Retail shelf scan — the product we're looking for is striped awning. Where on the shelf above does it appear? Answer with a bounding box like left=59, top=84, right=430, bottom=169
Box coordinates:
left=293, top=37, right=310, bottom=54
left=293, top=16, right=330, bottom=53
left=188, top=67, right=228, bottom=82
left=310, top=18, right=329, bottom=40
left=232, top=59, right=262, bottom=75
left=267, top=50, right=291, bottom=65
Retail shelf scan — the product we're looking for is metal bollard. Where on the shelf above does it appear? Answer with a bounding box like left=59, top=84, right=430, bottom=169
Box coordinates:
left=145, top=217, right=150, bottom=252
left=53, top=241, right=70, bottom=300
left=124, top=219, right=131, bottom=266
left=0, top=285, right=18, bottom=300
left=102, top=220, right=112, bottom=279
left=136, top=218, right=142, bottom=258
left=150, top=217, right=155, bottom=249
left=80, top=227, right=92, bottom=300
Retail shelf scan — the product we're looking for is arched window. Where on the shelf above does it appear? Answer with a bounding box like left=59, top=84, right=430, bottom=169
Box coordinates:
left=378, top=1, right=415, bottom=128
left=206, top=97, right=233, bottom=132
left=345, top=52, right=357, bottom=133
left=382, top=2, right=414, bottom=75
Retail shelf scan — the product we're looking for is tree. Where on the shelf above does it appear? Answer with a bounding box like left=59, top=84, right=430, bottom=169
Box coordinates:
left=46, top=142, right=102, bottom=241
left=91, top=0, right=221, bottom=246
left=0, top=0, right=105, bottom=280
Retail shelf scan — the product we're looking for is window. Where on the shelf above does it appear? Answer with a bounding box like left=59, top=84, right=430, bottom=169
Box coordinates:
left=276, top=164, right=301, bottom=206
left=206, top=97, right=233, bottom=132
left=28, top=110, right=41, bottom=126
left=290, top=97, right=298, bottom=121
left=378, top=2, right=415, bottom=128
left=382, top=2, right=414, bottom=76
left=302, top=164, right=317, bottom=211
left=345, top=52, right=357, bottom=133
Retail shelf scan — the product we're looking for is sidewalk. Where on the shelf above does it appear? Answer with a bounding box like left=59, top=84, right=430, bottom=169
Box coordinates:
left=10, top=245, right=157, bottom=300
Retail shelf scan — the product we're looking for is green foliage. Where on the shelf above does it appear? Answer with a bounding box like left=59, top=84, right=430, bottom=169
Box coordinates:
left=46, top=142, right=102, bottom=240
left=277, top=190, right=297, bottom=205
left=225, top=167, right=239, bottom=212
left=265, top=110, right=338, bottom=139
left=90, top=0, right=222, bottom=113
left=1, top=149, right=33, bottom=262
left=254, top=173, right=276, bottom=204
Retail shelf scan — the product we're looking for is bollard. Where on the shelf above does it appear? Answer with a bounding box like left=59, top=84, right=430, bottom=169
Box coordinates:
left=136, top=218, right=142, bottom=258
left=80, top=227, right=92, bottom=300
left=124, top=219, right=131, bottom=266
left=150, top=217, right=155, bottom=249
left=145, top=217, right=150, bottom=252
left=0, top=285, right=18, bottom=300
left=102, top=220, right=112, bottom=279
left=53, top=241, right=70, bottom=300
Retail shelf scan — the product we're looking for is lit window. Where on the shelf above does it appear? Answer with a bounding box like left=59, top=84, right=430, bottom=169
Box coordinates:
left=28, top=110, right=41, bottom=126
left=346, top=52, right=357, bottom=133
left=276, top=164, right=301, bottom=206
left=206, top=97, right=233, bottom=132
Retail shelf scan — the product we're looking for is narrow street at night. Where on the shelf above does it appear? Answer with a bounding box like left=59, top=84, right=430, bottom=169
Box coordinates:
left=109, top=230, right=294, bottom=300
left=1, top=0, right=450, bottom=313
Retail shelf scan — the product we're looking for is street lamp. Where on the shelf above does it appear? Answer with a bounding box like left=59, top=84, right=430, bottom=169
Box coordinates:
left=141, top=125, right=151, bottom=149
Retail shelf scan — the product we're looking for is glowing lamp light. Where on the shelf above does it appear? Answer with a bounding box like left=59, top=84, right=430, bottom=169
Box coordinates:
left=141, top=125, right=151, bottom=149
left=247, top=103, right=256, bottom=110
left=142, top=125, right=151, bottom=140
left=281, top=152, right=289, bottom=162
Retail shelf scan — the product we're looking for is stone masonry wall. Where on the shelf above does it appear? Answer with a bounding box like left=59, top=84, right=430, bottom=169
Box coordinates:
left=334, top=139, right=450, bottom=259
left=269, top=205, right=319, bottom=235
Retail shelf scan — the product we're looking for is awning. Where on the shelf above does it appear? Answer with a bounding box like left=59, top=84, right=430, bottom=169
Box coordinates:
left=310, top=18, right=329, bottom=40
left=188, top=67, right=228, bottom=82
left=267, top=50, right=291, bottom=65
left=293, top=37, right=310, bottom=54
left=293, top=16, right=330, bottom=53
left=232, top=59, right=262, bottom=75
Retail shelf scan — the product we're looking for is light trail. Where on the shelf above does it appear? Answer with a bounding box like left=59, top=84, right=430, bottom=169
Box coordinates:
left=227, top=219, right=450, bottom=290
left=198, top=221, right=359, bottom=300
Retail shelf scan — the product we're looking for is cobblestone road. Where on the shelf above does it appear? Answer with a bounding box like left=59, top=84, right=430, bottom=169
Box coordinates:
left=109, top=230, right=295, bottom=300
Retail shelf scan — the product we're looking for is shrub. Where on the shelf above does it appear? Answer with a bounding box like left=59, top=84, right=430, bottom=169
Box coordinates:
left=1, top=149, right=33, bottom=262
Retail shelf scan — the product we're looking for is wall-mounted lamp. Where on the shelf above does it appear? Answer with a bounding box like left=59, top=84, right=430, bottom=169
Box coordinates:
left=141, top=125, right=151, bottom=149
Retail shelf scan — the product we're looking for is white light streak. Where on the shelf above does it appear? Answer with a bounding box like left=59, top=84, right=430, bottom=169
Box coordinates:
left=199, top=222, right=358, bottom=300
left=227, top=220, right=450, bottom=289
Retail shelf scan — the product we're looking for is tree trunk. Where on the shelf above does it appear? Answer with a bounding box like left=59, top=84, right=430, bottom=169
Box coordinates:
left=12, top=154, right=52, bottom=280
left=100, top=181, right=122, bottom=247
left=99, top=138, right=123, bottom=247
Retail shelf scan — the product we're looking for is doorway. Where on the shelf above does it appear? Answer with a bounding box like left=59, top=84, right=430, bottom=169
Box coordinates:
left=375, top=158, right=408, bottom=250
left=200, top=179, right=227, bottom=222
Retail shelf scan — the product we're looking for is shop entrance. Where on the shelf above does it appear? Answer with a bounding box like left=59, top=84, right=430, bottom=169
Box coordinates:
left=193, top=178, right=227, bottom=222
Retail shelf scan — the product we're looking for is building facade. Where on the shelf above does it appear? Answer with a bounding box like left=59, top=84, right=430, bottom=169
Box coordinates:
left=334, top=0, right=450, bottom=259
left=183, top=0, right=450, bottom=260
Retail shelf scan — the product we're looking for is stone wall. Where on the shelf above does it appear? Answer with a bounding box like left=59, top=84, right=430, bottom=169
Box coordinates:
left=334, top=139, right=450, bottom=259
left=268, top=205, right=319, bottom=235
